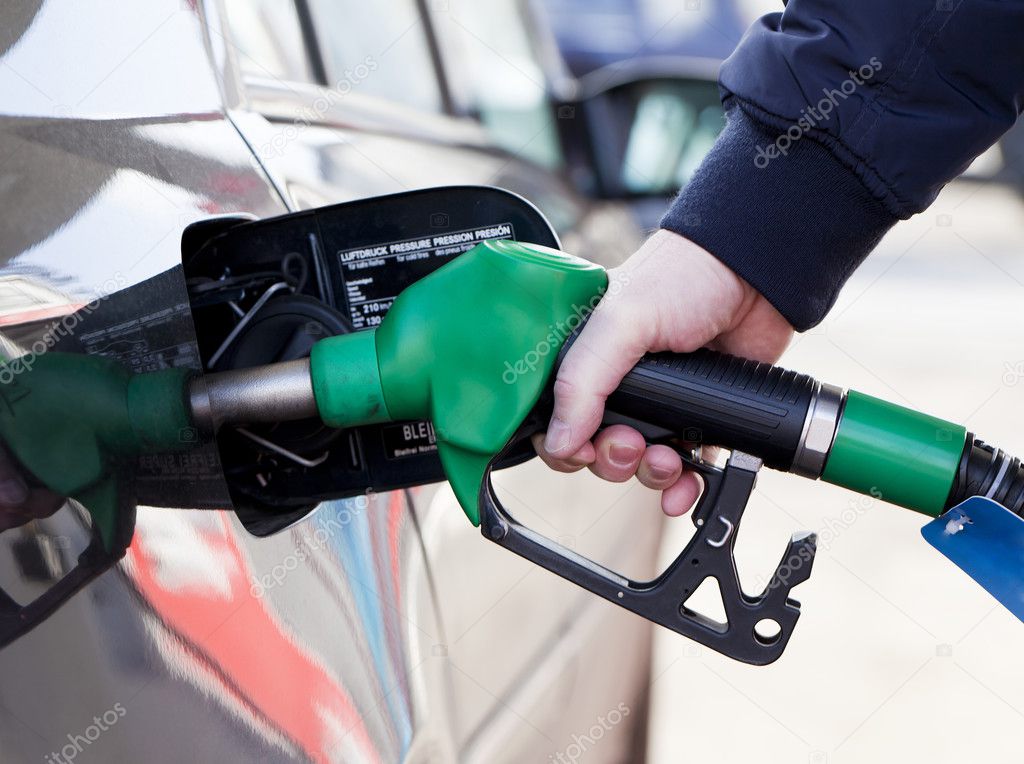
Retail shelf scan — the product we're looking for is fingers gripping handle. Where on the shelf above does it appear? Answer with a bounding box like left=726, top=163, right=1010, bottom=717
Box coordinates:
left=606, top=348, right=822, bottom=473
left=475, top=345, right=825, bottom=663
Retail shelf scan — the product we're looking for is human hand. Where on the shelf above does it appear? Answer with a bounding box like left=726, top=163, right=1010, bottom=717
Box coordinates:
left=532, top=229, right=794, bottom=516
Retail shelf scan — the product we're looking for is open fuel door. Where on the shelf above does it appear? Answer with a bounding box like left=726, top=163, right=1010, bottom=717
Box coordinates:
left=0, top=185, right=560, bottom=647
left=0, top=265, right=233, bottom=648
left=182, top=186, right=561, bottom=535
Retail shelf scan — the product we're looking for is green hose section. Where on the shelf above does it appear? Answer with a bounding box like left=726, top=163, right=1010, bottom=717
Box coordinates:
left=311, top=329, right=390, bottom=427
left=821, top=390, right=966, bottom=516
left=126, top=366, right=195, bottom=451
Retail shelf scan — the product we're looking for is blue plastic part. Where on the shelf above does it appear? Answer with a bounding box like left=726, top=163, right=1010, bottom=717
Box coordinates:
left=922, top=496, right=1024, bottom=622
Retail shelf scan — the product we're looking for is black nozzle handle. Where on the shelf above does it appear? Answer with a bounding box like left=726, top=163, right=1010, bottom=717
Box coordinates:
left=604, top=348, right=820, bottom=472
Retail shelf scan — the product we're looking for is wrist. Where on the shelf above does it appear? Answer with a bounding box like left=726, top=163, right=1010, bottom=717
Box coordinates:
left=642, top=229, right=760, bottom=333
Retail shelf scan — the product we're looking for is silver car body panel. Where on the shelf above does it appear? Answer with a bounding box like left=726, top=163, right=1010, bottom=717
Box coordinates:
left=0, top=2, right=660, bottom=761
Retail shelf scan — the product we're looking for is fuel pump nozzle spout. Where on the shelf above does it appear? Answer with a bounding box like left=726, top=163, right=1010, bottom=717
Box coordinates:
left=188, top=358, right=318, bottom=436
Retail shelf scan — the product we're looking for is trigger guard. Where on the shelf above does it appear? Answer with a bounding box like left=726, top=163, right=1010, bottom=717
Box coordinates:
left=479, top=433, right=816, bottom=666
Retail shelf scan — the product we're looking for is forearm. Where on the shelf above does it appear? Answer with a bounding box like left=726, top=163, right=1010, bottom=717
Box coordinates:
left=663, top=0, right=1024, bottom=330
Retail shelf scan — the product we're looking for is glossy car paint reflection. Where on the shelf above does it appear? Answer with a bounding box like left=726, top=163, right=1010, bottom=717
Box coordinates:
left=124, top=495, right=412, bottom=762
left=227, top=49, right=658, bottom=764
left=0, top=1, right=660, bottom=762
left=0, top=3, right=445, bottom=762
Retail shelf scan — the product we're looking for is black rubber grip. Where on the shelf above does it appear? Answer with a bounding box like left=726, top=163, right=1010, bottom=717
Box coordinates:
left=605, top=348, right=817, bottom=471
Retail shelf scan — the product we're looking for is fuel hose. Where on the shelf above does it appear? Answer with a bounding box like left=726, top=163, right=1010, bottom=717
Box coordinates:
left=608, top=347, right=1024, bottom=518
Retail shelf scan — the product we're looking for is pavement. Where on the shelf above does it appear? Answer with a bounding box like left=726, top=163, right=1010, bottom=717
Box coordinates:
left=645, top=178, right=1024, bottom=764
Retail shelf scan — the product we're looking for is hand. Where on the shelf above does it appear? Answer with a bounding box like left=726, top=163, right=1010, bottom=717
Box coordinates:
left=0, top=445, right=63, bottom=533
left=533, top=230, right=794, bottom=516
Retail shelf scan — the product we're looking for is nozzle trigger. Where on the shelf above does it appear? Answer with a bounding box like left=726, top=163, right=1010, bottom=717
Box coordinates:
left=479, top=438, right=816, bottom=665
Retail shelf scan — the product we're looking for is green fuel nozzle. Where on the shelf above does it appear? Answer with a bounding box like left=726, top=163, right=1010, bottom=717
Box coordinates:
left=300, top=239, right=1024, bottom=524
left=10, top=240, right=1012, bottom=537
left=308, top=238, right=607, bottom=524
left=293, top=238, right=1024, bottom=663
left=3, top=238, right=1022, bottom=661
left=0, top=352, right=194, bottom=551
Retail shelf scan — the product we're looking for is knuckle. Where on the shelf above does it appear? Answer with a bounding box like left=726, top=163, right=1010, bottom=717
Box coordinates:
left=590, top=462, right=633, bottom=483
left=551, top=375, right=583, bottom=404
left=639, top=465, right=678, bottom=489
left=552, top=460, right=586, bottom=474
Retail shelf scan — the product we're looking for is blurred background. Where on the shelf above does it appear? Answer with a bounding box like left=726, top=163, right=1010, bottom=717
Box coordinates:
left=647, top=179, right=1024, bottom=764
left=536, top=2, right=1024, bottom=761
left=528, top=5, right=1024, bottom=764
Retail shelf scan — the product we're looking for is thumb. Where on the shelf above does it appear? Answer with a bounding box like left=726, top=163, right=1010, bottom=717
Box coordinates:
left=544, top=300, right=647, bottom=458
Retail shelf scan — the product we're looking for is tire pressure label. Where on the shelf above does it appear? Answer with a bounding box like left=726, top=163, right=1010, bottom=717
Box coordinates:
left=336, top=222, right=515, bottom=329
left=77, top=303, right=201, bottom=373
left=54, top=267, right=231, bottom=506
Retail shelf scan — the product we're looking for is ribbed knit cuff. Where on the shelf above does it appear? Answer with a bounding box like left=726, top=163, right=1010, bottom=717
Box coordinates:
left=660, top=105, right=898, bottom=330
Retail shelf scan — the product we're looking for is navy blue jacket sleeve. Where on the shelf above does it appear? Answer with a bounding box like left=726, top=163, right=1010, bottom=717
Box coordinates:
left=661, top=0, right=1024, bottom=330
